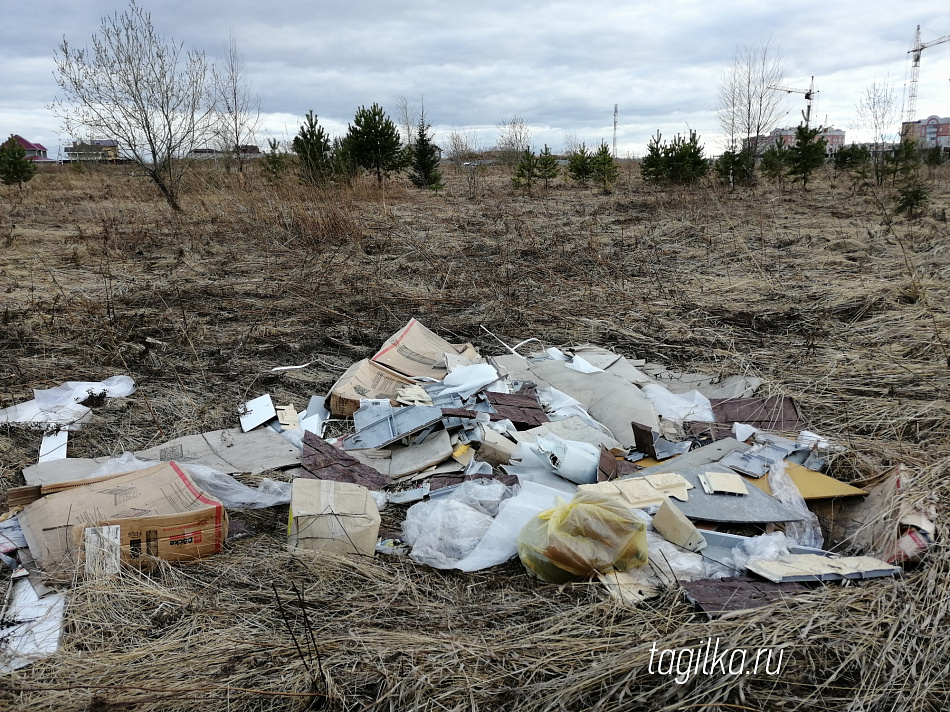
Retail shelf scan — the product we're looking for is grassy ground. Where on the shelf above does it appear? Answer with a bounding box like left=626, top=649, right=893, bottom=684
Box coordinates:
left=1, top=159, right=949, bottom=711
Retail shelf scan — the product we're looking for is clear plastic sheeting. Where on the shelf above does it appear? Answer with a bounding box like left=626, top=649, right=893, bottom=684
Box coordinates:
left=0, top=375, right=135, bottom=429
left=403, top=480, right=514, bottom=569
left=730, top=531, right=793, bottom=572
left=455, top=481, right=564, bottom=572
left=640, top=384, right=715, bottom=424
left=768, top=460, right=824, bottom=549
left=645, top=531, right=707, bottom=583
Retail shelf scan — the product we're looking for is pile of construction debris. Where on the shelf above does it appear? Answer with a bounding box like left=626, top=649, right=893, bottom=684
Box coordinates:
left=0, top=318, right=935, bottom=672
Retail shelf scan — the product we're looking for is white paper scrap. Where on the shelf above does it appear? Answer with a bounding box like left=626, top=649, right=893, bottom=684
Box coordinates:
left=38, top=430, right=69, bottom=462
left=239, top=394, right=277, bottom=432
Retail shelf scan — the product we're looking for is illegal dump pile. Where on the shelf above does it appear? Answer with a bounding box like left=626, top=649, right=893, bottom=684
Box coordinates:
left=2, top=316, right=946, bottom=711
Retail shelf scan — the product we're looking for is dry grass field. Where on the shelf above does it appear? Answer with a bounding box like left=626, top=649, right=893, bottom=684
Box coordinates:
left=1, top=159, right=949, bottom=711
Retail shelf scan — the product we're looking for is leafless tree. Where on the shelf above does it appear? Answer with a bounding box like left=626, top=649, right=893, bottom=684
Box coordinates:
left=394, top=95, right=418, bottom=147
left=562, top=130, right=581, bottom=156
left=212, top=32, right=260, bottom=174
left=497, top=115, right=531, bottom=165
left=855, top=78, right=899, bottom=185
left=716, top=41, right=789, bottom=155
left=448, top=128, right=482, bottom=198
left=51, top=1, right=216, bottom=211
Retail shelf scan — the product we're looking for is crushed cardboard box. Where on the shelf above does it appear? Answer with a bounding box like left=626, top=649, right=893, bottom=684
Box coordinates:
left=17, top=462, right=227, bottom=576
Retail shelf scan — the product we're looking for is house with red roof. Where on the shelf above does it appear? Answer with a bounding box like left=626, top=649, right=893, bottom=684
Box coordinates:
left=10, top=135, right=56, bottom=162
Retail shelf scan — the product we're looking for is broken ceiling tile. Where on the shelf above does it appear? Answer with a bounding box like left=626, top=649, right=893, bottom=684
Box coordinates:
left=746, top=554, right=901, bottom=583
left=710, top=396, right=805, bottom=433
left=681, top=576, right=808, bottom=619
left=698, top=471, right=749, bottom=496
left=301, top=432, right=390, bottom=490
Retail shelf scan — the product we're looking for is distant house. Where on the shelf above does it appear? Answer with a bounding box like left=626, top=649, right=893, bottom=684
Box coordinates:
left=187, top=145, right=261, bottom=160
left=64, top=139, right=120, bottom=162
left=10, top=135, right=55, bottom=162
left=901, top=116, right=950, bottom=147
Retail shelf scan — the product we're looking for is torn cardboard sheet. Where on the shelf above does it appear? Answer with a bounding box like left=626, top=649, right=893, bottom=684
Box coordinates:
left=288, top=479, right=380, bottom=557
left=302, top=432, right=391, bottom=490
left=390, top=430, right=454, bottom=478
left=599, top=569, right=661, bottom=605
left=527, top=359, right=659, bottom=445
left=372, top=319, right=475, bottom=380
left=747, top=554, right=901, bottom=583
left=22, top=457, right=110, bottom=487
left=134, top=427, right=301, bottom=476
left=0, top=576, right=67, bottom=673
left=17, top=462, right=227, bottom=576
left=328, top=359, right=415, bottom=418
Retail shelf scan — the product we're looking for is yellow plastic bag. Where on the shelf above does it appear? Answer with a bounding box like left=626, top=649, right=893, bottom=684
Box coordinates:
left=517, top=491, right=648, bottom=583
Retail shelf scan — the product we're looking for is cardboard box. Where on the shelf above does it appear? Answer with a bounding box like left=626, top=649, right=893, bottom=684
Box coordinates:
left=17, top=462, right=227, bottom=576
left=372, top=318, right=471, bottom=380
left=328, top=359, right=414, bottom=418
left=287, top=479, right=380, bottom=557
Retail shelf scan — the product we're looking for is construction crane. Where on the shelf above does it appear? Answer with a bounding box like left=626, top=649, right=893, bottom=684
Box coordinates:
left=768, top=76, right=818, bottom=128
left=905, top=25, right=950, bottom=124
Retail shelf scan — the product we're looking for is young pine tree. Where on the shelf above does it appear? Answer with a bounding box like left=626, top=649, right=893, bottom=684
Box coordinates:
left=344, top=103, right=405, bottom=183
left=408, top=111, right=443, bottom=190
left=0, top=136, right=37, bottom=188
left=787, top=125, right=827, bottom=189
left=760, top=142, right=789, bottom=187
left=591, top=142, right=618, bottom=192
left=292, top=111, right=332, bottom=186
left=567, top=143, right=594, bottom=183
left=512, top=149, right=538, bottom=191
left=536, top=144, right=560, bottom=189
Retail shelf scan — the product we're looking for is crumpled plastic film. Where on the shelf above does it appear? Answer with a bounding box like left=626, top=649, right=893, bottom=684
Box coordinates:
left=768, top=460, right=824, bottom=549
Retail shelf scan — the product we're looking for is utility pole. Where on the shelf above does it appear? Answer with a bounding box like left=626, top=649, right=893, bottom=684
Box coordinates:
left=613, top=104, right=618, bottom=158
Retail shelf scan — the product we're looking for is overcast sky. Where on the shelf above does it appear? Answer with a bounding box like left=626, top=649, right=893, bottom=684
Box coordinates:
left=2, top=1, right=949, bottom=158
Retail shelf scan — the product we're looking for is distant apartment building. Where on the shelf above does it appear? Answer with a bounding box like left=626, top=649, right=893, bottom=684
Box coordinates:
left=64, top=139, right=120, bottom=162
left=747, top=127, right=845, bottom=156
left=901, top=115, right=950, bottom=147
left=10, top=135, right=55, bottom=162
